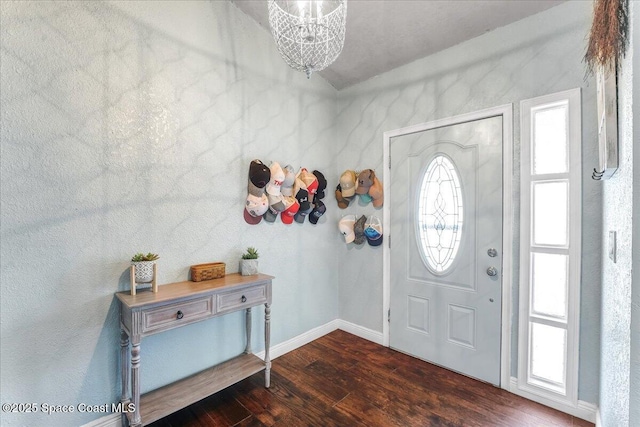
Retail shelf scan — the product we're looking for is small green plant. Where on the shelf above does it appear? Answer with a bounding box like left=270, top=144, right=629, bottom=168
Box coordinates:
left=131, top=252, right=160, bottom=262
left=241, top=247, right=259, bottom=260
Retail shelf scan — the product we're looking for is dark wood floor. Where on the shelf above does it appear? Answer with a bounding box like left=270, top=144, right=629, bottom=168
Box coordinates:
left=149, top=330, right=594, bottom=427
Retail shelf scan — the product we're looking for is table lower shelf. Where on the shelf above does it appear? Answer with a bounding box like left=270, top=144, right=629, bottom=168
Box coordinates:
left=129, top=353, right=266, bottom=426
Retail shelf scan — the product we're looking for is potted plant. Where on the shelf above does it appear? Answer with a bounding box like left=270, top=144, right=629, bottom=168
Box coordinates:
left=240, top=247, right=259, bottom=276
left=131, top=252, right=159, bottom=284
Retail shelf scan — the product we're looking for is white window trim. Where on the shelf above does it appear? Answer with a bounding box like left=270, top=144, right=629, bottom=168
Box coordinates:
left=518, top=88, right=582, bottom=407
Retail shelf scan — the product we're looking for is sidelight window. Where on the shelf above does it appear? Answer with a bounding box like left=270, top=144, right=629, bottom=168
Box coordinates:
left=518, top=89, right=581, bottom=404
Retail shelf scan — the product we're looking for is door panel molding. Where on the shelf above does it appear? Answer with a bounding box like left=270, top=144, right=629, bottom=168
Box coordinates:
left=382, top=104, right=513, bottom=389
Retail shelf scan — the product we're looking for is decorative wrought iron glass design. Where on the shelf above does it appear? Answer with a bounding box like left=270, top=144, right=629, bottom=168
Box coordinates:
left=417, top=155, right=464, bottom=273
left=268, top=0, right=347, bottom=78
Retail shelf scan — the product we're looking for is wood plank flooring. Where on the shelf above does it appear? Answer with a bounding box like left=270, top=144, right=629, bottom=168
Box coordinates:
left=148, top=330, right=594, bottom=427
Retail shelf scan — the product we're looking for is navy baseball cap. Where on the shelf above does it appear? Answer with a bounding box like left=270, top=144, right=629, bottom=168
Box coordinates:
left=364, top=215, right=383, bottom=246
left=308, top=200, right=326, bottom=224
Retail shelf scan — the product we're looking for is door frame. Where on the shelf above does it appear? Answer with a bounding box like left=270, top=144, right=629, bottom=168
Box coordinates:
left=382, top=104, right=513, bottom=389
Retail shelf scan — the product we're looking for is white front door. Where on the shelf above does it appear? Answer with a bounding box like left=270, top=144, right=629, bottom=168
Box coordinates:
left=389, top=116, right=503, bottom=385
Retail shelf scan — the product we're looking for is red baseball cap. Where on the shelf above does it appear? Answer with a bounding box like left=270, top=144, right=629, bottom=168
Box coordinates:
left=281, top=197, right=300, bottom=225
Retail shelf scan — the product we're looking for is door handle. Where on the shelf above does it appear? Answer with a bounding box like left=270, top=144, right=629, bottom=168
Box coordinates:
left=486, top=267, right=498, bottom=277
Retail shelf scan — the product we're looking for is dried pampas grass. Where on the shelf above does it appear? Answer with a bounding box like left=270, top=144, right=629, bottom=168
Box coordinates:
left=584, top=0, right=629, bottom=75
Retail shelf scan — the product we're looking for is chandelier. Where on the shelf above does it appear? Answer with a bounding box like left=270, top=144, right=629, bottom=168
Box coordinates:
left=268, top=0, right=347, bottom=78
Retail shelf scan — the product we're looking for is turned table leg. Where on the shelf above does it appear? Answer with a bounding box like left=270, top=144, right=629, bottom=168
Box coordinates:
left=130, top=337, right=141, bottom=426
left=120, top=330, right=130, bottom=426
left=264, top=303, right=271, bottom=388
left=245, top=307, right=252, bottom=354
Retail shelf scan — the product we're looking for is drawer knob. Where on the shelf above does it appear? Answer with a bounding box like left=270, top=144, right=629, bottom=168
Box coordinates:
left=176, top=310, right=184, bottom=319
left=241, top=295, right=247, bottom=303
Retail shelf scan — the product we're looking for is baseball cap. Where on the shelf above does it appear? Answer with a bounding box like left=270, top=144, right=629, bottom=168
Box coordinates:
left=356, top=169, right=376, bottom=195
left=244, top=209, right=262, bottom=225
left=299, top=168, right=319, bottom=201
left=263, top=206, right=279, bottom=223
left=359, top=192, right=373, bottom=204
left=281, top=165, right=296, bottom=197
left=338, top=215, right=356, bottom=244
left=308, top=200, right=326, bottom=224
left=244, top=193, right=269, bottom=225
left=267, top=193, right=286, bottom=212
left=364, top=215, right=383, bottom=246
left=369, top=176, right=384, bottom=208
left=340, top=170, right=357, bottom=197
left=313, top=170, right=327, bottom=199
left=353, top=215, right=367, bottom=245
left=335, top=184, right=351, bottom=209
left=294, top=203, right=313, bottom=223
left=281, top=196, right=300, bottom=224
left=294, top=178, right=311, bottom=210
left=266, top=162, right=285, bottom=196
left=248, top=160, right=270, bottom=197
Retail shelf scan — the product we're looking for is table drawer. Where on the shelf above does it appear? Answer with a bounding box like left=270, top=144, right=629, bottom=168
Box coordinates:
left=143, top=296, right=213, bottom=334
left=217, top=284, right=267, bottom=312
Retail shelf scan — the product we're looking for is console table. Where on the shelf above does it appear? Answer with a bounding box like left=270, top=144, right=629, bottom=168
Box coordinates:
left=115, top=273, right=273, bottom=426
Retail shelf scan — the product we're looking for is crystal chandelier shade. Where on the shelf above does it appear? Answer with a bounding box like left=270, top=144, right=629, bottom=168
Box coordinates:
left=268, top=0, right=347, bottom=78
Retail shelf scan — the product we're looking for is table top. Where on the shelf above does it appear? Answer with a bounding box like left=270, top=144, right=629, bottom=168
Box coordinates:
left=115, top=273, right=274, bottom=309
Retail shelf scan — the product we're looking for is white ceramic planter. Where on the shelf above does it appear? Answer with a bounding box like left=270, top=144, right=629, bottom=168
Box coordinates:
left=132, top=261, right=156, bottom=283
left=240, top=259, right=258, bottom=276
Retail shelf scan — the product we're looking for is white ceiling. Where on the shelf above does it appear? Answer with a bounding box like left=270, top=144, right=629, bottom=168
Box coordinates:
left=231, top=0, right=567, bottom=90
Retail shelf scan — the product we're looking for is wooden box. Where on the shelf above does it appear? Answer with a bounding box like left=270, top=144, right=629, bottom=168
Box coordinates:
left=190, top=262, right=226, bottom=282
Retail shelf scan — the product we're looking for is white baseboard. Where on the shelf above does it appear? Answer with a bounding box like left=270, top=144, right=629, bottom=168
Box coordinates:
left=509, top=377, right=597, bottom=423
left=596, top=408, right=602, bottom=427
left=254, top=319, right=384, bottom=361
left=255, top=319, right=340, bottom=360
left=80, top=413, right=121, bottom=427
left=336, top=319, right=385, bottom=345
left=577, top=401, right=598, bottom=423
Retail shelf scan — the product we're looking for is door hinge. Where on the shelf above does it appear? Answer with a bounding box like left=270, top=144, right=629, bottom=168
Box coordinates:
left=389, top=155, right=391, bottom=169
left=388, top=235, right=391, bottom=248
left=388, top=309, right=391, bottom=322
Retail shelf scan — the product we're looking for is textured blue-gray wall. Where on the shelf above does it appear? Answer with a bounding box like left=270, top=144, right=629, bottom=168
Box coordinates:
left=601, top=3, right=639, bottom=426
left=632, top=3, right=640, bottom=424
left=600, top=3, right=638, bottom=426
left=0, top=2, right=339, bottom=425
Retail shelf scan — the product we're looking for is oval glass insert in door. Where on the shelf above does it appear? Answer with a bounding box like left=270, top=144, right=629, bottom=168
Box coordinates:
left=416, top=155, right=464, bottom=274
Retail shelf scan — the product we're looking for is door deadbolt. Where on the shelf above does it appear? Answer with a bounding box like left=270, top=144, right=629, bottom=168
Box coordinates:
left=487, top=248, right=498, bottom=257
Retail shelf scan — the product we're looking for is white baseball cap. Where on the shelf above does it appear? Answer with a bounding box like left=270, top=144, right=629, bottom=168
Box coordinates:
left=338, top=215, right=357, bottom=244
left=244, top=193, right=269, bottom=225
left=266, top=162, right=285, bottom=196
